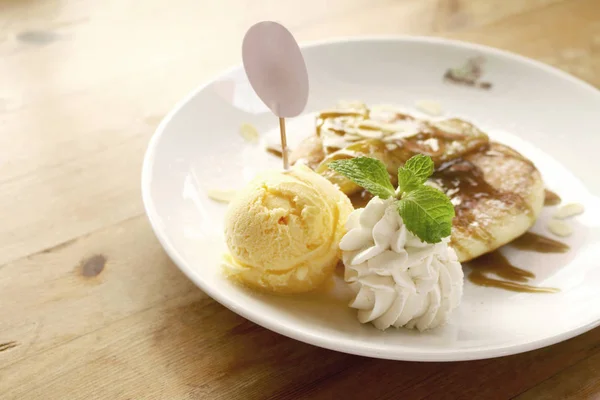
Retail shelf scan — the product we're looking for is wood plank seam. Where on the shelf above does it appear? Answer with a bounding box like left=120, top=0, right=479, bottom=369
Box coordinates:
left=509, top=342, right=600, bottom=399
left=2, top=291, right=206, bottom=398
left=0, top=268, right=197, bottom=376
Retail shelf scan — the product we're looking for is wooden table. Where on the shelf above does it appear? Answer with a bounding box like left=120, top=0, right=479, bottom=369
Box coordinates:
left=1, top=0, right=599, bottom=398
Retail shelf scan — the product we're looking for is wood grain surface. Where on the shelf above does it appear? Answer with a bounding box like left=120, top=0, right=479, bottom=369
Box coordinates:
left=1, top=0, right=599, bottom=398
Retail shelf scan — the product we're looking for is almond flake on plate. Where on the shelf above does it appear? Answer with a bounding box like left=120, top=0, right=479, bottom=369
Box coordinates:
left=547, top=219, right=573, bottom=237
left=415, top=100, right=443, bottom=116
left=239, top=123, right=260, bottom=143
left=552, top=203, right=585, bottom=219
left=207, top=189, right=238, bottom=203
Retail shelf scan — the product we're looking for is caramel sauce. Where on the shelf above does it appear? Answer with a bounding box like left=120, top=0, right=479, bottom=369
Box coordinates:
left=316, top=109, right=488, bottom=168
left=348, top=190, right=373, bottom=209
left=316, top=110, right=367, bottom=136
left=430, top=153, right=534, bottom=253
left=266, top=146, right=283, bottom=158
left=431, top=158, right=519, bottom=221
left=511, top=232, right=569, bottom=253
left=484, top=145, right=534, bottom=167
left=431, top=157, right=527, bottom=210
left=288, top=106, right=566, bottom=295
left=432, top=158, right=496, bottom=203
left=468, top=251, right=559, bottom=293
left=544, top=189, right=562, bottom=206
left=386, top=124, right=486, bottom=164
left=318, top=110, right=365, bottom=120
left=390, top=112, right=414, bottom=122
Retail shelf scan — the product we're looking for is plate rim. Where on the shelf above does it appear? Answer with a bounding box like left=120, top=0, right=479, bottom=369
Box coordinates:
left=141, top=35, right=600, bottom=361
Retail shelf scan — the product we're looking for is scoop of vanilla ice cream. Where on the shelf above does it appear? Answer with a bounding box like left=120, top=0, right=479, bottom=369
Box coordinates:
left=340, top=197, right=463, bottom=331
left=224, top=164, right=353, bottom=294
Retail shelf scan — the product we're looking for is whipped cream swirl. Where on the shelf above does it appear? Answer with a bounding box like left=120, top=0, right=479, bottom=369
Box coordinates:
left=340, top=197, right=463, bottom=331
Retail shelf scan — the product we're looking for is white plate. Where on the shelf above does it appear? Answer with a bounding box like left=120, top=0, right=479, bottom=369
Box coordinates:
left=142, top=37, right=600, bottom=361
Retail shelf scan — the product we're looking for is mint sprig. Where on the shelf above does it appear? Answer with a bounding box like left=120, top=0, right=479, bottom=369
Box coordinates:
left=329, top=157, right=395, bottom=199
left=328, top=155, right=454, bottom=243
left=403, top=154, right=434, bottom=185
left=397, top=154, right=434, bottom=195
left=397, top=185, right=454, bottom=242
left=397, top=168, right=421, bottom=194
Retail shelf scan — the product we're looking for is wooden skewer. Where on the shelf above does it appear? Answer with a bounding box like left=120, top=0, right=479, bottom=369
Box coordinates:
left=278, top=117, right=289, bottom=170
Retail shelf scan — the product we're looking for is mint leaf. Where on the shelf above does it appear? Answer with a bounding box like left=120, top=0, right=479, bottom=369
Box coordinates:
left=328, top=157, right=395, bottom=199
left=397, top=155, right=435, bottom=195
left=397, top=186, right=455, bottom=243
left=397, top=168, right=421, bottom=194
left=403, top=154, right=434, bottom=184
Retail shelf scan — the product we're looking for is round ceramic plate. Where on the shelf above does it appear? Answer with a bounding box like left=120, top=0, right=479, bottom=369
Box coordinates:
left=142, top=37, right=600, bottom=361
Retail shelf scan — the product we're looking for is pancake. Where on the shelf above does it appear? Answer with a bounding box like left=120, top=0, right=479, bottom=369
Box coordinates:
left=288, top=103, right=544, bottom=262
left=430, top=143, right=544, bottom=262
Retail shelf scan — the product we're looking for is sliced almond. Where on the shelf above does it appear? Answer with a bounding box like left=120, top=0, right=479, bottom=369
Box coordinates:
left=317, top=109, right=365, bottom=119
left=354, top=128, right=384, bottom=139
left=322, top=135, right=352, bottom=150
left=415, top=100, right=443, bottom=116
left=552, top=203, right=585, bottom=219
left=207, top=189, right=237, bottom=203
left=266, top=143, right=285, bottom=158
left=382, top=131, right=421, bottom=143
left=547, top=219, right=573, bottom=237
left=431, top=120, right=464, bottom=135
left=239, top=123, right=259, bottom=143
left=421, top=137, right=440, bottom=152
left=425, top=180, right=443, bottom=192
left=357, top=119, right=420, bottom=135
